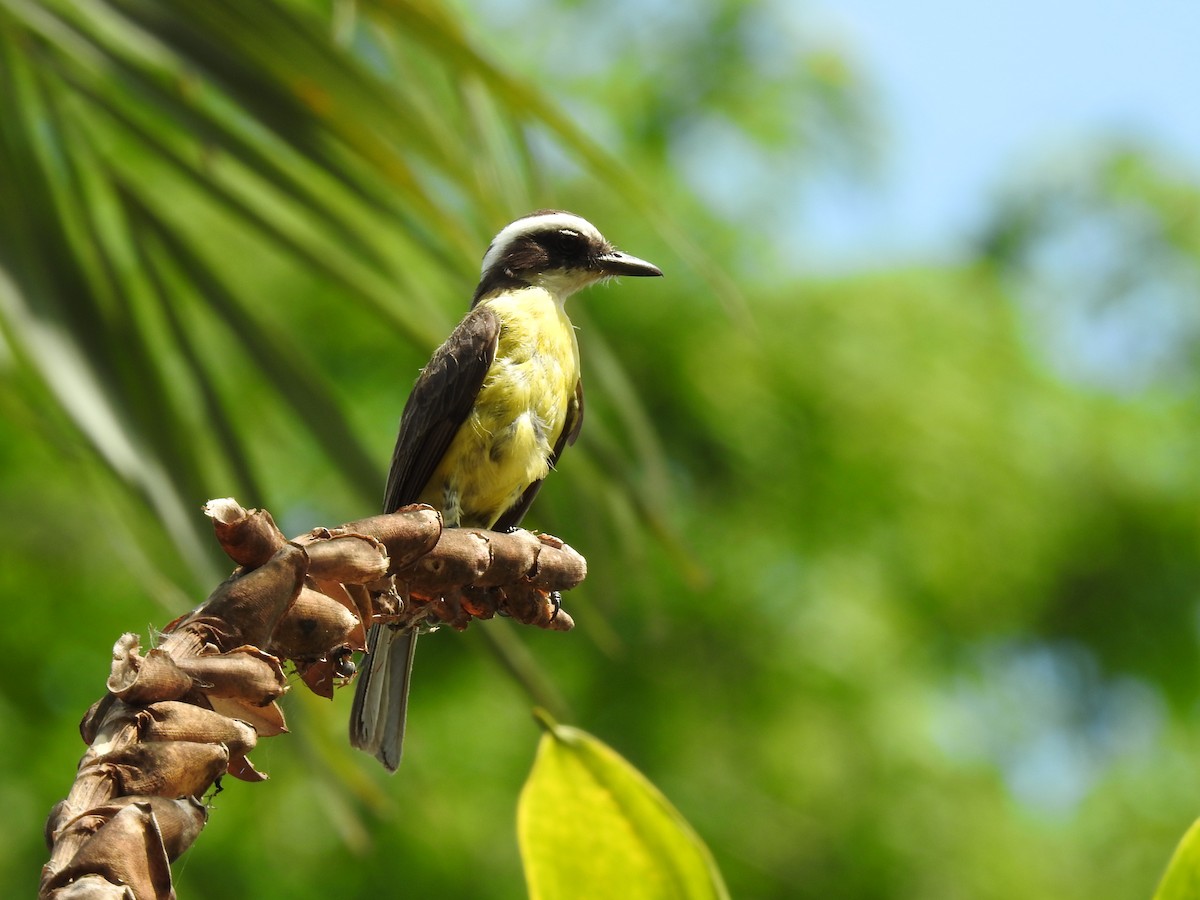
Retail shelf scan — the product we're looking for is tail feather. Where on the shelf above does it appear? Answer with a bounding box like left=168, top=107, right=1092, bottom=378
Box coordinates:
left=350, top=625, right=418, bottom=772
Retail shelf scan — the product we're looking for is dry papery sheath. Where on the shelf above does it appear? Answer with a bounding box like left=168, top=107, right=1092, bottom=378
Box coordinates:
left=41, top=499, right=586, bottom=899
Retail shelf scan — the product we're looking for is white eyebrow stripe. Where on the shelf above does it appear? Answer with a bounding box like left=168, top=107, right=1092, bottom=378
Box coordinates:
left=481, top=212, right=605, bottom=275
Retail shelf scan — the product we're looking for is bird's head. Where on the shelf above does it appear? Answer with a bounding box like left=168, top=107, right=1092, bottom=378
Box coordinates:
left=474, top=210, right=662, bottom=305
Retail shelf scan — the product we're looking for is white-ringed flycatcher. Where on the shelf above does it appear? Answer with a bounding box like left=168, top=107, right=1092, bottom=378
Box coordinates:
left=350, top=210, right=663, bottom=771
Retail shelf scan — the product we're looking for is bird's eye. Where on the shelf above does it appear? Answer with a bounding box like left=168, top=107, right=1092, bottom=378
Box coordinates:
left=540, top=228, right=589, bottom=264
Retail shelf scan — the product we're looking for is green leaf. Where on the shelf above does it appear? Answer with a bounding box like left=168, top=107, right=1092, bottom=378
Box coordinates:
left=1155, top=817, right=1200, bottom=900
left=518, top=713, right=729, bottom=900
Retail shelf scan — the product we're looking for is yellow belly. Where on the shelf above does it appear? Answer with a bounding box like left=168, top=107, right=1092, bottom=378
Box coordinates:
left=420, top=287, right=579, bottom=528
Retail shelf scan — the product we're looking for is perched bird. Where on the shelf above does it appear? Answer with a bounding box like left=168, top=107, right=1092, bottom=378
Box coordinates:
left=350, top=210, right=663, bottom=771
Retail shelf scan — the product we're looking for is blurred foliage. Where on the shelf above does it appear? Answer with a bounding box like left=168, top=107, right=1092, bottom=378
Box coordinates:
left=980, top=143, right=1200, bottom=393
left=2, top=0, right=1200, bottom=898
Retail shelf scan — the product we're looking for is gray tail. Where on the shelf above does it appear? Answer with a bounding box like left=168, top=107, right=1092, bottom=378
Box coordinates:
left=349, top=624, right=418, bottom=772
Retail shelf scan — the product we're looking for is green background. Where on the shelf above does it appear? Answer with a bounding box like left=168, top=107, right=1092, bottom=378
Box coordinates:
left=3, top=1, right=1199, bottom=897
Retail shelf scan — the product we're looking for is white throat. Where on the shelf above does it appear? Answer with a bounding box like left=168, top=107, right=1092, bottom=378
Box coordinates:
left=529, top=268, right=604, bottom=304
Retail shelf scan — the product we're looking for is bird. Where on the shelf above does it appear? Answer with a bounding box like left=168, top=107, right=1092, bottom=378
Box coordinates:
left=350, top=210, right=663, bottom=771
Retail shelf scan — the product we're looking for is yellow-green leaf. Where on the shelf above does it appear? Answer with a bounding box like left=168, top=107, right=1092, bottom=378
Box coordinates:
left=1155, top=817, right=1200, bottom=900
left=518, top=714, right=729, bottom=900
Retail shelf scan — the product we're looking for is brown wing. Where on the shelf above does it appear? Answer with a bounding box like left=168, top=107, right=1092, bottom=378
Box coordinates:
left=383, top=305, right=500, bottom=514
left=493, top=376, right=584, bottom=531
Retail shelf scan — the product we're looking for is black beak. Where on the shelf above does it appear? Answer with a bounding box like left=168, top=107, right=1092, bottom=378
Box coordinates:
left=595, top=250, right=663, bottom=278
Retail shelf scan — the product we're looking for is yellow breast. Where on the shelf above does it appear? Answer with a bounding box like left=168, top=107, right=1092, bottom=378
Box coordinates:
left=421, top=287, right=579, bottom=528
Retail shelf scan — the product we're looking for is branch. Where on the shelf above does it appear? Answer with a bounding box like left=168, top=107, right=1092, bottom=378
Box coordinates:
left=40, top=499, right=587, bottom=900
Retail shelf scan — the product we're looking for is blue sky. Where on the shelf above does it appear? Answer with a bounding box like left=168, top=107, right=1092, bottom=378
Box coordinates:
left=803, top=0, right=1200, bottom=266
left=476, top=0, right=1200, bottom=282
